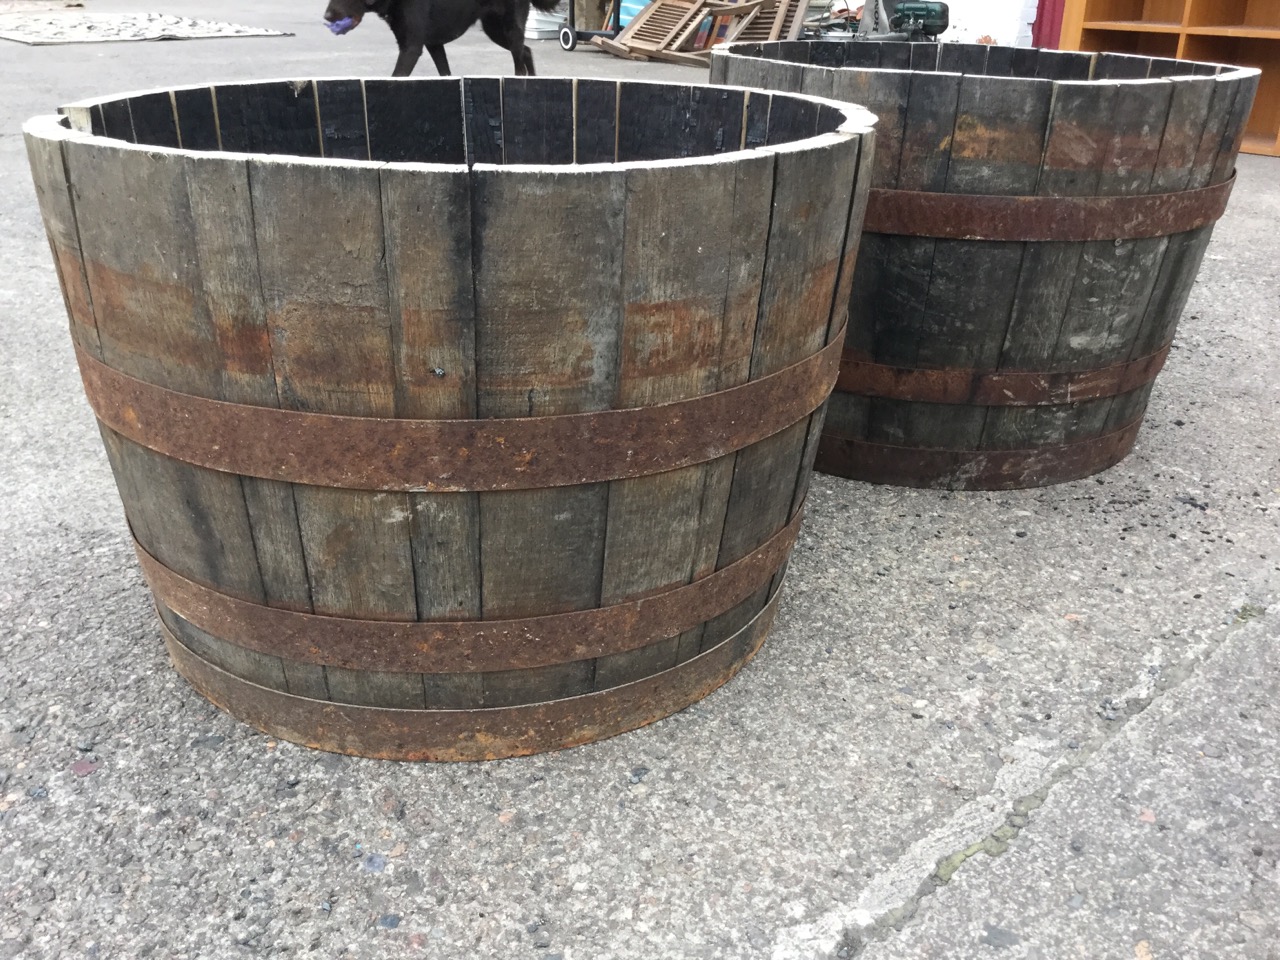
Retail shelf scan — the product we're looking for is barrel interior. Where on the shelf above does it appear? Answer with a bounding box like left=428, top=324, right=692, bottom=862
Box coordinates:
left=73, top=76, right=851, bottom=165
left=36, top=78, right=874, bottom=758
left=725, top=40, right=1228, bottom=80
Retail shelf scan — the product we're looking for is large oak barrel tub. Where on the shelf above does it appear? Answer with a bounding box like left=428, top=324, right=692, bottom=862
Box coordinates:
left=25, top=77, right=876, bottom=760
left=712, top=42, right=1259, bottom=489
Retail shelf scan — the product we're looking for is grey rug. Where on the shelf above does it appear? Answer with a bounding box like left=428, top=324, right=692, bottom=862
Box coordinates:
left=0, top=11, right=292, bottom=44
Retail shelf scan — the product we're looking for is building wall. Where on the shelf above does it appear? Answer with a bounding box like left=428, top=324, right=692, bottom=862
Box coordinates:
left=939, top=0, right=1040, bottom=47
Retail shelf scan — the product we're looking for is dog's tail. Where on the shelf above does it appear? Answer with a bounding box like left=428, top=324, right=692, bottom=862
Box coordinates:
left=530, top=0, right=560, bottom=12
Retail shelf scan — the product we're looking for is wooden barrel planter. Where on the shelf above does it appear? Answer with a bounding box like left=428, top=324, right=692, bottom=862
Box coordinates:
left=25, top=77, right=875, bottom=760
left=712, top=43, right=1260, bottom=489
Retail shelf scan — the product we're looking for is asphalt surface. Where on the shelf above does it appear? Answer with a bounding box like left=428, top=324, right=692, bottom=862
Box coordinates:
left=1, top=3, right=1278, bottom=958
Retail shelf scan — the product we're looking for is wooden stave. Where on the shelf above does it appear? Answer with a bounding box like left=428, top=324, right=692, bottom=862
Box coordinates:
left=26, top=78, right=874, bottom=751
left=713, top=44, right=1259, bottom=489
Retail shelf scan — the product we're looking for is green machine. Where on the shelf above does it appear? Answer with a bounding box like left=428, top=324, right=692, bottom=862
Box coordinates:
left=856, top=0, right=949, bottom=41
left=890, top=2, right=949, bottom=39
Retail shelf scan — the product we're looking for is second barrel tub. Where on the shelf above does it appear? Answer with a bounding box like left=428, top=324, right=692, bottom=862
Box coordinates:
left=713, top=42, right=1259, bottom=489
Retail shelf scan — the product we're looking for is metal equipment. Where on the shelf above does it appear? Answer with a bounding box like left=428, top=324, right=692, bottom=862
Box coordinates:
left=559, top=0, right=622, bottom=50
left=889, top=1, right=948, bottom=39
left=855, top=0, right=948, bottom=40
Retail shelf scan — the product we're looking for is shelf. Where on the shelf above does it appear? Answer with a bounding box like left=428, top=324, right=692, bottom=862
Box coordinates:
left=1185, top=0, right=1280, bottom=32
left=1082, top=19, right=1182, bottom=32
left=1079, top=27, right=1181, bottom=55
left=1240, top=132, right=1280, bottom=156
left=1186, top=25, right=1280, bottom=39
left=1083, top=0, right=1187, bottom=25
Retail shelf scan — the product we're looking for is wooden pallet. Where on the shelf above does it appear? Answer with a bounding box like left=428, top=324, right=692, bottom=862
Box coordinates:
left=731, top=0, right=804, bottom=43
left=593, top=0, right=776, bottom=63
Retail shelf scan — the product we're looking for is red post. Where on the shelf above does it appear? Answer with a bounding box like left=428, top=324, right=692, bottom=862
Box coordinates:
left=1032, top=0, right=1065, bottom=48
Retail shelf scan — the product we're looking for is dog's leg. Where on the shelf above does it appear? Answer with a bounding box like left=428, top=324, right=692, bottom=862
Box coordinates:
left=426, top=44, right=450, bottom=76
left=481, top=14, right=533, bottom=76
left=391, top=41, right=424, bottom=76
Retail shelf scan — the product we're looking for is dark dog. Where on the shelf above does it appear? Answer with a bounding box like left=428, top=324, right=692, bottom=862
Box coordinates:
left=323, top=0, right=560, bottom=77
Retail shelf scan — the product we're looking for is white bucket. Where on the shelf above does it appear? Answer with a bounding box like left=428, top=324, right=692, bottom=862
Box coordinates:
left=525, top=6, right=564, bottom=39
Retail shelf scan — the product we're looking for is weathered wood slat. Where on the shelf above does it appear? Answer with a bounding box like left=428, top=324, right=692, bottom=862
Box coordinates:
left=681, top=149, right=775, bottom=659
left=381, top=162, right=482, bottom=708
left=808, top=40, right=845, bottom=68
left=829, top=67, right=911, bottom=185
left=840, top=41, right=880, bottom=69
left=1094, top=53, right=1151, bottom=80
left=463, top=78, right=504, bottom=165
left=889, top=75, right=1052, bottom=453
left=1027, top=78, right=1175, bottom=447
left=215, top=81, right=323, bottom=157
left=1106, top=70, right=1258, bottom=432
left=711, top=135, right=858, bottom=639
left=23, top=123, right=101, bottom=357
left=1035, top=49, right=1092, bottom=80
left=937, top=42, right=988, bottom=76
left=984, top=44, right=1015, bottom=76
left=1087, top=75, right=1220, bottom=436
left=596, top=160, right=738, bottom=687
left=366, top=78, right=465, bottom=163
left=502, top=77, right=574, bottom=164
left=574, top=79, right=618, bottom=163
left=743, top=58, right=806, bottom=99
left=172, top=86, right=219, bottom=151
left=873, top=42, right=910, bottom=71
left=59, top=137, right=297, bottom=698
left=909, top=42, right=940, bottom=72
left=98, top=98, right=133, bottom=141
left=61, top=140, right=284, bottom=687
left=853, top=67, right=961, bottom=400
left=126, top=91, right=179, bottom=148
left=982, top=79, right=1121, bottom=449
left=158, top=603, right=287, bottom=693
left=250, top=156, right=420, bottom=709
left=765, top=89, right=818, bottom=143
left=184, top=152, right=320, bottom=697
left=472, top=165, right=626, bottom=703
left=616, top=83, right=745, bottom=160
left=315, top=79, right=369, bottom=160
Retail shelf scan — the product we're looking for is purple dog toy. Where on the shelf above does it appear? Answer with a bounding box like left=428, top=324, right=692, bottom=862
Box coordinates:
left=326, top=16, right=359, bottom=35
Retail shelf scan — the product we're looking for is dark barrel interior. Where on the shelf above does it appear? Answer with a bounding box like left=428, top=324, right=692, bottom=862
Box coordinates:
left=76, top=76, right=851, bottom=165
left=713, top=42, right=1259, bottom=490
left=720, top=39, right=1225, bottom=80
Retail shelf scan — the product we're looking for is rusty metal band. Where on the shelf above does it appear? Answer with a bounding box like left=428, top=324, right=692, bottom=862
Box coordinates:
left=835, top=343, right=1171, bottom=406
left=863, top=174, right=1235, bottom=242
left=160, top=578, right=783, bottom=761
left=135, top=505, right=802, bottom=674
left=74, top=329, right=844, bottom=493
left=816, top=414, right=1144, bottom=491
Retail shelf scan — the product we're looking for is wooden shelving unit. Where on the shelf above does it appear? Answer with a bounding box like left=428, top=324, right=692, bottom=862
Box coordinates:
left=1061, top=0, right=1280, bottom=156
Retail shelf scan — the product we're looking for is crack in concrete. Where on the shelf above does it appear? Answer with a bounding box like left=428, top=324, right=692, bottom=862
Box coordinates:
left=771, top=614, right=1263, bottom=960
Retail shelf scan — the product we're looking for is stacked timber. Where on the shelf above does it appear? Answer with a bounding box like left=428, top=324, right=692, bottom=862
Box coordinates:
left=25, top=77, right=876, bottom=760
left=712, top=42, right=1260, bottom=489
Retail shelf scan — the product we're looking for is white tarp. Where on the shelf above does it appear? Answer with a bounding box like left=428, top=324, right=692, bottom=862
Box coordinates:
left=0, top=12, right=291, bottom=45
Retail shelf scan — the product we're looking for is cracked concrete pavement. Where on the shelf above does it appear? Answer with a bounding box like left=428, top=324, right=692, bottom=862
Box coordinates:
left=1, top=3, right=1278, bottom=958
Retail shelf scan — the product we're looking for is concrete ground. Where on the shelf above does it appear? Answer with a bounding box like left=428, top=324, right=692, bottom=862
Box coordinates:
left=1, top=3, right=1278, bottom=958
